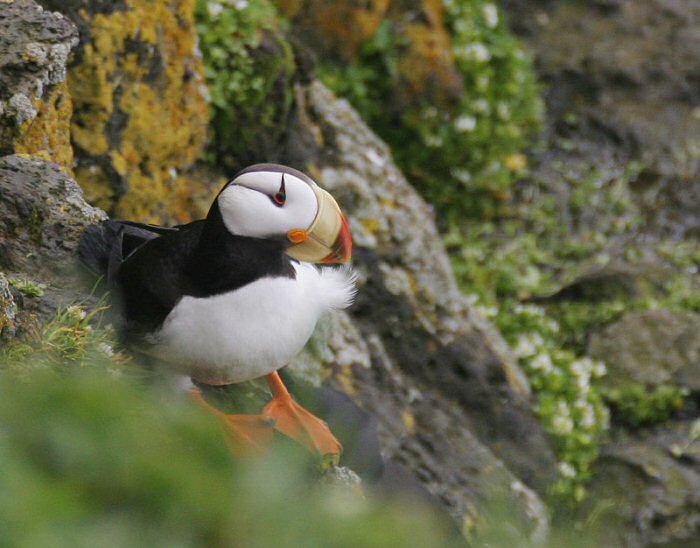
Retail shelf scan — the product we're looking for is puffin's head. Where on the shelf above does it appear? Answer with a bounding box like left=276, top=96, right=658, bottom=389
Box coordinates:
left=214, top=163, right=352, bottom=264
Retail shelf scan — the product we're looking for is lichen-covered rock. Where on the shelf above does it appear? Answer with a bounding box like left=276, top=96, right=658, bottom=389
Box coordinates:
left=580, top=421, right=700, bottom=546
left=283, top=81, right=554, bottom=534
left=0, top=0, right=78, bottom=167
left=0, top=154, right=106, bottom=325
left=38, top=0, right=212, bottom=223
left=588, top=310, right=700, bottom=391
left=275, top=0, right=390, bottom=62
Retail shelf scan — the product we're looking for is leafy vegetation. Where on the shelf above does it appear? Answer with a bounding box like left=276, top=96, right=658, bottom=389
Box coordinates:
left=0, top=302, right=463, bottom=547
left=319, top=1, right=542, bottom=220
left=194, top=0, right=295, bottom=170
left=604, top=383, right=688, bottom=428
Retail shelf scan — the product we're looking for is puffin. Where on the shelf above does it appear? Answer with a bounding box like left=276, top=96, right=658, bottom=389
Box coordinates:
left=79, top=163, right=355, bottom=464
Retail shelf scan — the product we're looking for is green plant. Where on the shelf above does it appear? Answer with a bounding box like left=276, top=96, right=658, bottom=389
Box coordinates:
left=194, top=0, right=295, bottom=170
left=8, top=277, right=46, bottom=297
left=0, top=300, right=131, bottom=379
left=319, top=0, right=543, bottom=221
left=603, top=383, right=688, bottom=428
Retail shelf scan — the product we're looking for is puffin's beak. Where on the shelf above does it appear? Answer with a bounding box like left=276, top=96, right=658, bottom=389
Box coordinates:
left=285, top=186, right=353, bottom=264
left=322, top=212, right=352, bottom=264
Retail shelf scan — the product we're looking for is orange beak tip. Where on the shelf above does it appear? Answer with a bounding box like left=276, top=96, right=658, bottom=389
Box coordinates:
left=322, top=213, right=353, bottom=264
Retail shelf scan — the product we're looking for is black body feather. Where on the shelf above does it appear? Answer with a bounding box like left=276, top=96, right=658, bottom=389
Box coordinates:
left=78, top=201, right=296, bottom=334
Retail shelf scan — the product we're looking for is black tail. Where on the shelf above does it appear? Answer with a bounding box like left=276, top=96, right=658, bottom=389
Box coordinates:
left=78, top=220, right=162, bottom=283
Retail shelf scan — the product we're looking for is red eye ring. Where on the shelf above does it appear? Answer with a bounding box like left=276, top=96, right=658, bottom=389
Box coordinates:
left=273, top=192, right=286, bottom=206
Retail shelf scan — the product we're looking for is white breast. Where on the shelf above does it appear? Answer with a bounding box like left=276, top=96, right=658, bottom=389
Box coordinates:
left=153, top=263, right=356, bottom=384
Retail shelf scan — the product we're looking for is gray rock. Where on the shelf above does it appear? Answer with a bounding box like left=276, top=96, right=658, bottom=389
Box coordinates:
left=283, top=81, right=555, bottom=535
left=503, top=0, right=700, bottom=238
left=582, top=422, right=700, bottom=546
left=588, top=310, right=700, bottom=390
left=0, top=0, right=77, bottom=134
left=0, top=155, right=106, bottom=322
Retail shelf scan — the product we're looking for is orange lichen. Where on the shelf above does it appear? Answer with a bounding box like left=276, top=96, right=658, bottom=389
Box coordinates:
left=13, top=81, right=74, bottom=169
left=275, top=0, right=390, bottom=61
left=393, top=0, right=463, bottom=109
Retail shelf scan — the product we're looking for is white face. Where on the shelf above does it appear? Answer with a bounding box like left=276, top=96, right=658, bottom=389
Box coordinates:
left=217, top=170, right=319, bottom=238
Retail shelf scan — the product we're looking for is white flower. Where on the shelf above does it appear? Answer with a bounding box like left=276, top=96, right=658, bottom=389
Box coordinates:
left=483, top=4, right=499, bottom=28
left=552, top=415, right=573, bottom=435
left=476, top=305, right=498, bottom=319
left=513, top=303, right=545, bottom=316
left=557, top=400, right=571, bottom=417
left=580, top=404, right=596, bottom=429
left=207, top=2, right=223, bottom=16
left=98, top=342, right=115, bottom=358
left=234, top=0, right=249, bottom=9
left=558, top=461, right=576, bottom=478
left=473, top=98, right=490, bottom=113
left=456, top=43, right=491, bottom=63
left=530, top=352, right=554, bottom=372
left=424, top=135, right=444, bottom=148
left=592, top=360, right=607, bottom=378
left=451, top=168, right=472, bottom=184
left=454, top=114, right=476, bottom=132
left=497, top=102, right=511, bottom=120
left=514, top=334, right=537, bottom=358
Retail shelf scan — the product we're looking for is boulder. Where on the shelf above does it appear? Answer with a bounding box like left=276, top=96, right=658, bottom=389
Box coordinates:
left=502, top=0, right=700, bottom=238
left=282, top=81, right=555, bottom=533
left=581, top=421, right=700, bottom=546
left=0, top=0, right=78, bottom=167
left=588, top=310, right=700, bottom=391
left=0, top=154, right=106, bottom=333
left=37, top=0, right=212, bottom=223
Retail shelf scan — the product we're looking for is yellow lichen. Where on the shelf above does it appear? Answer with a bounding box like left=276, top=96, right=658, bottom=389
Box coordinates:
left=401, top=408, right=416, bottom=434
left=67, top=0, right=211, bottom=223
left=13, top=81, right=74, bottom=169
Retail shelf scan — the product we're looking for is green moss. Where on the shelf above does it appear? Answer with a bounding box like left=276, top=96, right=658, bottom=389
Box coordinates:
left=8, top=277, right=46, bottom=298
left=603, top=383, right=688, bottom=428
left=195, top=0, right=296, bottom=171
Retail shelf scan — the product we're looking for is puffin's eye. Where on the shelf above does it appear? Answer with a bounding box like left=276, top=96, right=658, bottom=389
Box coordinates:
left=271, top=174, right=286, bottom=207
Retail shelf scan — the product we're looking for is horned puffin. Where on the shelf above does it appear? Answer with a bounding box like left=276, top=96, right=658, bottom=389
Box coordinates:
left=79, top=164, right=355, bottom=461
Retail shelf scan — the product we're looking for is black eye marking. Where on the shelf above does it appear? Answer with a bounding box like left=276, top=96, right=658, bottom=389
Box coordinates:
left=272, top=173, right=286, bottom=206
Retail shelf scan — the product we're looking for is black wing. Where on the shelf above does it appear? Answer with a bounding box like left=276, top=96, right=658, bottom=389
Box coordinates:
left=79, top=219, right=205, bottom=332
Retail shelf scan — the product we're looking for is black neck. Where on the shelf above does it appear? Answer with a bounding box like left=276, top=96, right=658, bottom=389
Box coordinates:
left=184, top=202, right=295, bottom=296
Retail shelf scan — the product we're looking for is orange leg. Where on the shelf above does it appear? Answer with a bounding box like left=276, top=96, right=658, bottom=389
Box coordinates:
left=261, top=372, right=342, bottom=465
left=191, top=388, right=274, bottom=456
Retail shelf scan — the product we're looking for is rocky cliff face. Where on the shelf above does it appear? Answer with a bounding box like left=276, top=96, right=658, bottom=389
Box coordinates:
left=4, top=0, right=700, bottom=544
left=0, top=0, right=553, bottom=541
left=501, top=0, right=700, bottom=543
left=283, top=81, right=554, bottom=531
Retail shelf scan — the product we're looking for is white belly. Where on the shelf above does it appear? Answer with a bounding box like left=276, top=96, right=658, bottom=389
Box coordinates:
left=153, top=263, right=355, bottom=384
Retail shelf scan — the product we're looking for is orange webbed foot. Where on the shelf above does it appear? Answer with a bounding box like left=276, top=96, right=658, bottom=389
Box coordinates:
left=191, top=388, right=274, bottom=456
left=262, top=372, right=342, bottom=465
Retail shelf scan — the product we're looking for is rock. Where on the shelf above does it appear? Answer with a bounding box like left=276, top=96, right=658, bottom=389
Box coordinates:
left=588, top=310, right=700, bottom=390
left=0, top=0, right=78, bottom=167
left=502, top=0, right=700, bottom=238
left=581, top=421, right=700, bottom=546
left=280, top=80, right=555, bottom=533
left=37, top=0, right=212, bottom=223
left=0, top=154, right=106, bottom=325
